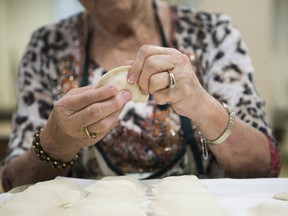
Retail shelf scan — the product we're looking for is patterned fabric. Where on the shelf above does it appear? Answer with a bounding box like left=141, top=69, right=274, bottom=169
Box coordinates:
left=4, top=3, right=280, bottom=179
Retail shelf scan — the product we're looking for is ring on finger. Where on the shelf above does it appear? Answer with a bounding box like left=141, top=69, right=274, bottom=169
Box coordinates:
left=168, top=70, right=176, bottom=88
left=84, top=126, right=98, bottom=139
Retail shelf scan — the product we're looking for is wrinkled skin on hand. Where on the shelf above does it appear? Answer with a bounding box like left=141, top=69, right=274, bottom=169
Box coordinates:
left=128, top=45, right=210, bottom=120
left=41, top=85, right=132, bottom=160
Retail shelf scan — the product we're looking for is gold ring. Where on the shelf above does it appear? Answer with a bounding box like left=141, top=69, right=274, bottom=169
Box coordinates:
left=84, top=126, right=98, bottom=139
left=168, top=70, right=176, bottom=88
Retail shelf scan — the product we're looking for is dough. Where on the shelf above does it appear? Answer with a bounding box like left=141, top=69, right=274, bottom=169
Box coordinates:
left=248, top=202, right=288, bottom=216
left=157, top=175, right=200, bottom=183
left=149, top=175, right=232, bottom=216
left=68, top=201, right=147, bottom=216
left=70, top=176, right=147, bottom=216
left=85, top=176, right=147, bottom=196
left=152, top=175, right=208, bottom=196
left=273, top=192, right=288, bottom=201
left=150, top=194, right=230, bottom=216
left=0, top=178, right=84, bottom=216
left=95, top=65, right=149, bottom=102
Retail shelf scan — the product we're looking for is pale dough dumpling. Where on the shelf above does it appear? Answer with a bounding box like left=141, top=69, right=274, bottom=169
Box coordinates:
left=248, top=202, right=288, bottom=216
left=70, top=176, right=147, bottom=216
left=150, top=194, right=230, bottom=216
left=273, top=192, right=288, bottom=201
left=152, top=175, right=207, bottom=195
left=156, top=175, right=200, bottom=183
left=101, top=175, right=148, bottom=193
left=85, top=176, right=147, bottom=196
left=0, top=178, right=84, bottom=216
left=149, top=175, right=232, bottom=216
left=152, top=180, right=209, bottom=195
left=95, top=65, right=149, bottom=102
left=68, top=201, right=147, bottom=216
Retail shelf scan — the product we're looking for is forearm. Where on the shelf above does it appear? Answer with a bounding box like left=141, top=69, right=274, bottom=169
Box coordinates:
left=191, top=96, right=271, bottom=178
left=209, top=118, right=271, bottom=178
left=1, top=148, right=69, bottom=192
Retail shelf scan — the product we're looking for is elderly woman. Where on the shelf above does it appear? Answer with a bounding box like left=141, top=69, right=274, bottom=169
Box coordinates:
left=1, top=0, right=280, bottom=191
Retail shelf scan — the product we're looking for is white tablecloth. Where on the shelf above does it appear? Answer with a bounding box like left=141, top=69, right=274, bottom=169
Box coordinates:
left=0, top=177, right=287, bottom=215
left=200, top=178, right=288, bottom=215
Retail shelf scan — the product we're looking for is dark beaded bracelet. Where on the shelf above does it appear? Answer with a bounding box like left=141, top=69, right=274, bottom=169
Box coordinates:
left=32, top=128, right=78, bottom=169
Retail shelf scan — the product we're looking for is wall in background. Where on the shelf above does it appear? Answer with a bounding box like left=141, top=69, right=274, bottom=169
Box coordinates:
left=53, top=0, right=84, bottom=22
left=271, top=0, right=288, bottom=111
left=0, top=0, right=53, bottom=111
left=165, top=0, right=197, bottom=7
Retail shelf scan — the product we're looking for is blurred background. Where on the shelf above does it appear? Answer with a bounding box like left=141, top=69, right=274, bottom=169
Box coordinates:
left=0, top=0, right=287, bottom=177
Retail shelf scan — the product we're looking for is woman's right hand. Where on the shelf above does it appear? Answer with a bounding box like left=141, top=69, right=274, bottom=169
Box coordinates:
left=39, top=85, right=132, bottom=161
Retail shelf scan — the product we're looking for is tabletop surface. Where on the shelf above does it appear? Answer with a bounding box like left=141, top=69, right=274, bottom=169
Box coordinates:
left=0, top=177, right=287, bottom=216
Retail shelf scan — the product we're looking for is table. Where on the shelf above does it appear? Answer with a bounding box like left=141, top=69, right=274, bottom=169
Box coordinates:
left=0, top=177, right=287, bottom=216
left=200, top=178, right=288, bottom=215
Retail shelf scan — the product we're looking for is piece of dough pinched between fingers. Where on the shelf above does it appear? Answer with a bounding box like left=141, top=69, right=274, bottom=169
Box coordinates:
left=95, top=66, right=149, bottom=103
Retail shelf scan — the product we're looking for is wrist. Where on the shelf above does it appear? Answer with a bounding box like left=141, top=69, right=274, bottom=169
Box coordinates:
left=40, top=126, right=80, bottom=161
left=36, top=128, right=80, bottom=168
left=193, top=96, right=235, bottom=141
left=193, top=99, right=236, bottom=159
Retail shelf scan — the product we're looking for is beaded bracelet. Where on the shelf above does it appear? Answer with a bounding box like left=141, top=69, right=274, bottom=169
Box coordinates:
left=32, top=128, right=78, bottom=169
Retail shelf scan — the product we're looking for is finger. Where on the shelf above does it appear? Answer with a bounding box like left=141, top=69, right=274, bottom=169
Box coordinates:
left=84, top=109, right=121, bottom=138
left=74, top=90, right=132, bottom=127
left=60, top=85, right=118, bottom=112
left=65, top=85, right=95, bottom=96
left=149, top=71, right=170, bottom=94
left=139, top=54, right=175, bottom=94
left=123, top=60, right=134, bottom=66
left=153, top=85, right=185, bottom=105
left=128, top=45, right=174, bottom=84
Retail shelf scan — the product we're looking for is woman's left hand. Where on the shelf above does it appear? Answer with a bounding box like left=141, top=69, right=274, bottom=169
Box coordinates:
left=128, top=45, right=209, bottom=119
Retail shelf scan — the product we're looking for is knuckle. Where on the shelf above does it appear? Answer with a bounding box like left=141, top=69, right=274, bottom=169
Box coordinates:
left=87, top=104, right=103, bottom=120
left=145, top=56, right=158, bottom=69
left=179, top=82, right=192, bottom=96
left=54, top=97, right=69, bottom=113
left=182, top=54, right=191, bottom=63
left=112, top=97, right=123, bottom=110
left=177, top=53, right=190, bottom=63
left=149, top=75, right=158, bottom=93
left=153, top=92, right=164, bottom=104
left=98, top=118, right=111, bottom=131
left=81, top=93, right=91, bottom=104
left=139, top=44, right=151, bottom=54
left=150, top=74, right=158, bottom=84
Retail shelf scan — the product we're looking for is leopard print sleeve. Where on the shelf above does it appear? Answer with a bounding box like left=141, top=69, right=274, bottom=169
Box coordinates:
left=3, top=12, right=84, bottom=166
left=172, top=6, right=280, bottom=176
left=197, top=13, right=281, bottom=176
left=172, top=8, right=274, bottom=138
left=4, top=27, right=57, bottom=164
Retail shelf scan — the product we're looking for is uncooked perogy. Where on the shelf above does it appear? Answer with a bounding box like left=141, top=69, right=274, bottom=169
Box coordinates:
left=95, top=66, right=149, bottom=102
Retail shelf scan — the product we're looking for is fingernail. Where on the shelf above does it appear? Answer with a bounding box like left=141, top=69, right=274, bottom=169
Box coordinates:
left=121, top=91, right=132, bottom=101
left=128, top=74, right=137, bottom=84
left=141, top=89, right=148, bottom=95
left=109, top=85, right=118, bottom=94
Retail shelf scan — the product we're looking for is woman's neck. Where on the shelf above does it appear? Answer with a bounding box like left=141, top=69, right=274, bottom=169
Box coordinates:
left=85, top=0, right=171, bottom=70
left=90, top=0, right=155, bottom=41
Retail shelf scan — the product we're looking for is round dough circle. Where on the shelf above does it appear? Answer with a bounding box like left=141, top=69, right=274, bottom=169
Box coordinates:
left=273, top=192, right=288, bottom=201
left=95, top=66, right=149, bottom=102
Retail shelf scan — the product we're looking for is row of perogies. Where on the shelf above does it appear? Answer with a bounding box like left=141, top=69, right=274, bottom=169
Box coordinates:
left=0, top=175, right=231, bottom=216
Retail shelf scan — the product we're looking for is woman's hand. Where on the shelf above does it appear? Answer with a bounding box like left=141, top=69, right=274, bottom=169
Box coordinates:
left=128, top=45, right=209, bottom=119
left=40, top=85, right=132, bottom=161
